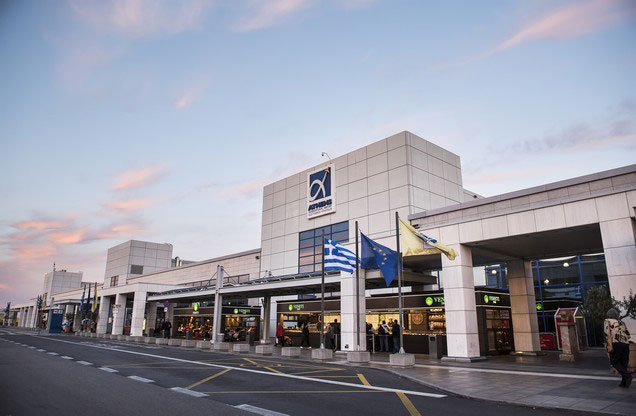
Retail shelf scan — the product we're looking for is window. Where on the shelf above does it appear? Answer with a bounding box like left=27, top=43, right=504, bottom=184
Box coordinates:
left=110, top=276, right=119, bottom=287
left=130, top=265, right=144, bottom=275
left=298, top=221, right=349, bottom=274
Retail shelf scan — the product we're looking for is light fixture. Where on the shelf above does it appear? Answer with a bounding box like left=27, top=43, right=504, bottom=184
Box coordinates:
left=563, top=262, right=569, bottom=268
left=544, top=279, right=550, bottom=285
left=491, top=269, right=497, bottom=275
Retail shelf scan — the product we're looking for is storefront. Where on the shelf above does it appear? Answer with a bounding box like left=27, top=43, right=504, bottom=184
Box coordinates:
left=277, top=289, right=513, bottom=356
left=172, top=303, right=261, bottom=342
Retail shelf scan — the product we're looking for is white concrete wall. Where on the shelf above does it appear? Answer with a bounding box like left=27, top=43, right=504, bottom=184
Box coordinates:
left=104, top=240, right=173, bottom=287
left=260, top=131, right=466, bottom=276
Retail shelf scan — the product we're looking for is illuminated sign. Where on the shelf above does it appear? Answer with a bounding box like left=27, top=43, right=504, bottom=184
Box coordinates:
left=536, top=303, right=543, bottom=311
left=192, top=303, right=200, bottom=314
left=288, top=304, right=305, bottom=311
left=307, top=164, right=336, bottom=219
left=425, top=297, right=433, bottom=306
left=424, top=296, right=444, bottom=307
left=483, top=294, right=501, bottom=304
left=232, top=308, right=251, bottom=315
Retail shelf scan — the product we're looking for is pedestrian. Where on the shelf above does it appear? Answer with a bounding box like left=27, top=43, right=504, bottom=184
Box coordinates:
left=328, top=322, right=336, bottom=351
left=604, top=308, right=632, bottom=388
left=333, top=319, right=340, bottom=351
left=378, top=320, right=389, bottom=352
left=392, top=321, right=401, bottom=353
left=301, top=322, right=311, bottom=348
left=276, top=323, right=284, bottom=347
left=163, top=320, right=172, bottom=339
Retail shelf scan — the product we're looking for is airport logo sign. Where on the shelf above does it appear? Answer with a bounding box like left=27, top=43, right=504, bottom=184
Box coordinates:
left=307, top=164, right=336, bottom=219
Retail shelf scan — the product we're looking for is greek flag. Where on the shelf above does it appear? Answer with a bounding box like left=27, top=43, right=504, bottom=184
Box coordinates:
left=324, top=238, right=358, bottom=274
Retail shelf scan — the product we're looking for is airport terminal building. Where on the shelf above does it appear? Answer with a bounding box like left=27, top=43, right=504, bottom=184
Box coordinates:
left=8, top=131, right=636, bottom=360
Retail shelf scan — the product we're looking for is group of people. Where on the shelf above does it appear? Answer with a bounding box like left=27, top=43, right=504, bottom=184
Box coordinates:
left=276, top=319, right=341, bottom=351
left=366, top=319, right=401, bottom=353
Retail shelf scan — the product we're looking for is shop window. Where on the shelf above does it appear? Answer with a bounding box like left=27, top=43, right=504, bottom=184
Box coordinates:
left=297, top=221, right=349, bottom=274
left=130, top=265, right=144, bottom=275
left=580, top=261, right=608, bottom=283
left=536, top=259, right=580, bottom=285
left=110, top=276, right=118, bottom=287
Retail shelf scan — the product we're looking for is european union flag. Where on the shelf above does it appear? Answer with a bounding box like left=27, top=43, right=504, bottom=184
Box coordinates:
left=360, top=232, right=399, bottom=287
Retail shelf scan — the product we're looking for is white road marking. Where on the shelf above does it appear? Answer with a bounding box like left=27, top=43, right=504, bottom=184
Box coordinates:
left=77, top=361, right=93, bottom=365
left=35, top=336, right=446, bottom=399
left=128, top=376, right=154, bottom=383
left=99, top=367, right=118, bottom=373
left=47, top=352, right=59, bottom=355
left=371, top=361, right=619, bottom=381
left=61, top=356, right=73, bottom=360
left=234, top=404, right=289, bottom=416
left=28, top=346, right=36, bottom=349
left=36, top=349, right=46, bottom=352
left=170, top=387, right=208, bottom=397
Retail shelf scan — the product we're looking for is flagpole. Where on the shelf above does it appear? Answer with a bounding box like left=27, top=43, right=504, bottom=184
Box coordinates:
left=355, top=220, right=360, bottom=351
left=320, top=228, right=325, bottom=350
left=395, top=211, right=405, bottom=354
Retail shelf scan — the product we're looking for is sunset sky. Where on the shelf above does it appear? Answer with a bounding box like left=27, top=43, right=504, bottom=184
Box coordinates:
left=1, top=0, right=635, bottom=306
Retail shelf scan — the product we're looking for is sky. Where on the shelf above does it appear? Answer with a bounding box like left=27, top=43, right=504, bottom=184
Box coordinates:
left=1, top=0, right=635, bottom=306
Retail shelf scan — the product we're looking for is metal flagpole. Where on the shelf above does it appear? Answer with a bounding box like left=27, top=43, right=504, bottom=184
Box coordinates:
left=320, top=228, right=325, bottom=349
left=355, top=220, right=360, bottom=351
left=395, top=211, right=405, bottom=354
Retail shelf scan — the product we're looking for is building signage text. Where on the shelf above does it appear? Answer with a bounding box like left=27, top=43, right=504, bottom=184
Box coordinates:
left=307, top=164, right=336, bottom=219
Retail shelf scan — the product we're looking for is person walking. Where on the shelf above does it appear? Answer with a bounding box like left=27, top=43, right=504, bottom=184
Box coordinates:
left=276, top=323, right=284, bottom=347
left=163, top=320, right=172, bottom=339
left=378, top=320, right=390, bottom=352
left=301, top=322, right=311, bottom=348
left=392, top=321, right=401, bottom=353
left=604, top=308, right=632, bottom=388
left=328, top=322, right=336, bottom=351
left=334, top=319, right=340, bottom=351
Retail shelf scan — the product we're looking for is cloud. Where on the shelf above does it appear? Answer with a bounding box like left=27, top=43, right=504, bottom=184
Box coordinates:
left=69, top=0, right=213, bottom=38
left=12, top=220, right=65, bottom=230
left=494, top=0, right=634, bottom=53
left=218, top=180, right=269, bottom=200
left=113, top=165, right=166, bottom=191
left=12, top=244, right=57, bottom=261
left=47, top=230, right=87, bottom=245
left=94, top=222, right=147, bottom=239
left=174, top=79, right=210, bottom=109
left=103, top=198, right=154, bottom=213
left=233, top=0, right=313, bottom=32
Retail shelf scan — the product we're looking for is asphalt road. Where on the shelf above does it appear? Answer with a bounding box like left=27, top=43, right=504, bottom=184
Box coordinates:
left=0, top=330, right=602, bottom=416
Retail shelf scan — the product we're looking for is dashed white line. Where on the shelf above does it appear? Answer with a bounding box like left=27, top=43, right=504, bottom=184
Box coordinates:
left=170, top=387, right=208, bottom=397
left=127, top=376, right=154, bottom=383
left=28, top=346, right=36, bottom=349
left=36, top=349, right=46, bottom=352
left=99, top=367, right=118, bottom=373
left=47, top=352, right=59, bottom=356
left=61, top=356, right=73, bottom=360
left=77, top=361, right=93, bottom=366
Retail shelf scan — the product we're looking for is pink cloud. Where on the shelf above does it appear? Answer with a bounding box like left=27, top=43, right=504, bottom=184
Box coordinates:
left=234, top=0, right=312, bottom=32
left=494, top=0, right=633, bottom=53
left=47, top=230, right=87, bottom=245
left=94, top=222, right=147, bottom=240
left=12, top=220, right=65, bottom=230
left=113, top=165, right=166, bottom=191
left=218, top=180, right=269, bottom=200
left=103, top=198, right=154, bottom=212
left=12, top=244, right=57, bottom=261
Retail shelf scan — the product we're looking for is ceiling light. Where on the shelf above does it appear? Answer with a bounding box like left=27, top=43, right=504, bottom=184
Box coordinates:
left=563, top=262, right=569, bottom=268
left=491, top=269, right=497, bottom=275
left=544, top=279, right=550, bottom=285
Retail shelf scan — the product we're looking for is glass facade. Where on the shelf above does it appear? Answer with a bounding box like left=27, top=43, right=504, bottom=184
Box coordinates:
left=298, top=221, right=349, bottom=274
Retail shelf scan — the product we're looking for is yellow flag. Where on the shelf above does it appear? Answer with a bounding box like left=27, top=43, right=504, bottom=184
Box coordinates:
left=399, top=219, right=457, bottom=260
left=91, top=284, right=98, bottom=313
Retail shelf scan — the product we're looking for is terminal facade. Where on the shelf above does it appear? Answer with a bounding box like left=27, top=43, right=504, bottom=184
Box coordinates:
left=8, top=131, right=636, bottom=360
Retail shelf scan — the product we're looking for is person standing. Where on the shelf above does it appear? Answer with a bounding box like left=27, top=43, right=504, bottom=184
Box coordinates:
left=163, top=320, right=172, bottom=339
left=276, top=323, right=284, bottom=347
left=328, top=322, right=336, bottom=351
left=378, top=320, right=389, bottom=352
left=604, top=308, right=632, bottom=388
left=392, top=321, right=401, bottom=353
left=301, top=322, right=311, bottom=348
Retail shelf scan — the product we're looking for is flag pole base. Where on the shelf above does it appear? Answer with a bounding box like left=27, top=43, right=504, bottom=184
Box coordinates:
left=390, top=352, right=415, bottom=368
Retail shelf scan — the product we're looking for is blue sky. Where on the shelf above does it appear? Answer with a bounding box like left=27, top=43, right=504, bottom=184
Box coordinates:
left=1, top=0, right=635, bottom=305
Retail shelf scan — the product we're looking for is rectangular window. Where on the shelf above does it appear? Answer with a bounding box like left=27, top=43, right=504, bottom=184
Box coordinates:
left=110, top=276, right=119, bottom=287
left=130, top=265, right=144, bottom=275
left=297, top=221, right=349, bottom=274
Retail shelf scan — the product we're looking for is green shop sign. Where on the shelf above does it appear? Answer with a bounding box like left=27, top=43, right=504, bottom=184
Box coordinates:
left=536, top=303, right=543, bottom=311
left=288, top=304, right=305, bottom=311
left=192, top=303, right=200, bottom=314
left=232, top=308, right=251, bottom=315
left=424, top=296, right=444, bottom=307
left=483, top=294, right=501, bottom=304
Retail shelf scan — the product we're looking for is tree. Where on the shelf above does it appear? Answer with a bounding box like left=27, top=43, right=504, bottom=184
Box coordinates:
left=584, top=286, right=636, bottom=322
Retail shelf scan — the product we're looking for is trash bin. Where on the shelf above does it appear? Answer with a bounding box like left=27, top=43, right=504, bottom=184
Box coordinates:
left=428, top=335, right=447, bottom=359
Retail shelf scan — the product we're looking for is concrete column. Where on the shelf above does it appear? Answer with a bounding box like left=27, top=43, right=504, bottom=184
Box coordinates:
left=340, top=270, right=366, bottom=352
left=212, top=265, right=224, bottom=343
left=65, top=304, right=74, bottom=315
left=261, top=296, right=271, bottom=342
left=442, top=244, right=481, bottom=359
left=96, top=296, right=111, bottom=334
left=31, top=306, right=38, bottom=328
left=25, top=307, right=32, bottom=328
left=146, top=302, right=157, bottom=336
left=599, top=200, right=636, bottom=338
left=130, top=291, right=147, bottom=337
left=111, top=293, right=127, bottom=335
left=508, top=260, right=541, bottom=353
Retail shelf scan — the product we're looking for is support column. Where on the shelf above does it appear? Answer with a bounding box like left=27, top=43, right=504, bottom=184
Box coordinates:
left=599, top=209, right=636, bottom=338
left=212, top=265, right=224, bottom=343
left=25, top=307, right=32, bottom=328
left=261, top=296, right=271, bottom=343
left=146, top=302, right=157, bottom=336
left=111, top=293, right=127, bottom=335
left=508, top=260, right=541, bottom=353
left=96, top=296, right=111, bottom=334
left=442, top=244, right=481, bottom=360
left=130, top=291, right=147, bottom=337
left=73, top=305, right=82, bottom=332
left=340, top=271, right=366, bottom=352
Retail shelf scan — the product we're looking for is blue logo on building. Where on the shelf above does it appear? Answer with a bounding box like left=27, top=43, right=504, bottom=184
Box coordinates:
left=307, top=165, right=336, bottom=219
left=309, top=167, right=332, bottom=202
